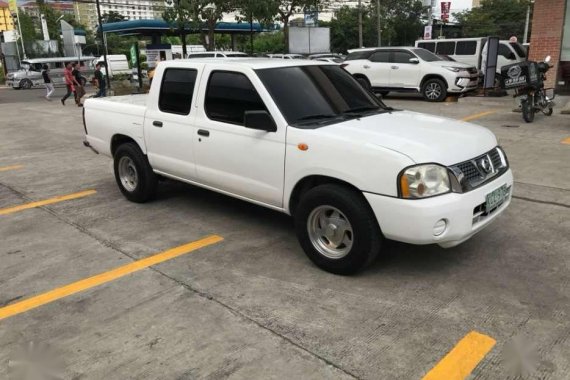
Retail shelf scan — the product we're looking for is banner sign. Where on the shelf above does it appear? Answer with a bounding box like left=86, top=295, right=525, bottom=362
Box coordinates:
left=424, top=25, right=433, bottom=40
left=441, top=1, right=451, bottom=22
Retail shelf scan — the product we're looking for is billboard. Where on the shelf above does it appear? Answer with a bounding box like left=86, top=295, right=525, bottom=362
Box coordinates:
left=289, top=27, right=330, bottom=54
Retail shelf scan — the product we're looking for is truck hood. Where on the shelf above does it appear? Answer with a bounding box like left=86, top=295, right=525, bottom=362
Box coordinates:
left=429, top=60, right=475, bottom=69
left=322, top=110, right=497, bottom=165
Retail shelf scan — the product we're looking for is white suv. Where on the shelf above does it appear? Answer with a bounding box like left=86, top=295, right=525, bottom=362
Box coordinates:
left=343, top=47, right=479, bottom=102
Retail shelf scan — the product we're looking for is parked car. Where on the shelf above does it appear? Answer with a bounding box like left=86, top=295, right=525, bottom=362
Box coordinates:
left=187, top=51, right=249, bottom=58
left=83, top=59, right=513, bottom=274
left=308, top=53, right=345, bottom=61
left=316, top=57, right=344, bottom=63
left=342, top=47, right=479, bottom=101
left=415, top=37, right=527, bottom=74
left=267, top=54, right=306, bottom=59
left=6, top=56, right=94, bottom=89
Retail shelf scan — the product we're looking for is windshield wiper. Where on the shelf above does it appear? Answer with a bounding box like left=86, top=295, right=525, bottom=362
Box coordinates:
left=343, top=106, right=381, bottom=114
left=294, top=114, right=342, bottom=124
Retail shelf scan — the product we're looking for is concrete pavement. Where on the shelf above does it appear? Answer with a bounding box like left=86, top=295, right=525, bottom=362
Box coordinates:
left=0, top=87, right=569, bottom=379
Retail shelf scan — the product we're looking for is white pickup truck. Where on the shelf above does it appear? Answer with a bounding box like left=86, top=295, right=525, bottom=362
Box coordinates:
left=83, top=59, right=513, bottom=274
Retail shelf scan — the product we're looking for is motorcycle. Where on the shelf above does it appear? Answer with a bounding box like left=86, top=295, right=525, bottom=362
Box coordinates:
left=514, top=56, right=555, bottom=123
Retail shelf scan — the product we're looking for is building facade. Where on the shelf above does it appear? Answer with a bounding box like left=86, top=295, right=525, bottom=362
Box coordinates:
left=529, top=0, right=569, bottom=93
left=0, top=1, right=14, bottom=32
left=76, top=0, right=163, bottom=31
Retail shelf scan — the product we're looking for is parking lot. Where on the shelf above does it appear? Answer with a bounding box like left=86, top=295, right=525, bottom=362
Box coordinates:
left=1, top=86, right=569, bottom=379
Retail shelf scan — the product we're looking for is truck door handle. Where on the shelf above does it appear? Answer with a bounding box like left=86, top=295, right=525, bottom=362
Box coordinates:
left=391, top=66, right=399, bottom=70
left=197, top=129, right=210, bottom=137
left=153, top=121, right=163, bottom=127
left=363, top=65, right=370, bottom=69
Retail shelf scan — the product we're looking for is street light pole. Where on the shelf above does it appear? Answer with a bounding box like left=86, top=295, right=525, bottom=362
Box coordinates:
left=523, top=1, right=532, bottom=44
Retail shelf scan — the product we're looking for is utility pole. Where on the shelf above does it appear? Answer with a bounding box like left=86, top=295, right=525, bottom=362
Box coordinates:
left=14, top=9, right=26, bottom=58
left=376, top=0, right=381, bottom=46
left=523, top=1, right=532, bottom=44
left=358, top=0, right=362, bottom=47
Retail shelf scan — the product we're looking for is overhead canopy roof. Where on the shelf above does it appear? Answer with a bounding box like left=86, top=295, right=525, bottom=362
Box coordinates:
left=99, top=19, right=279, bottom=35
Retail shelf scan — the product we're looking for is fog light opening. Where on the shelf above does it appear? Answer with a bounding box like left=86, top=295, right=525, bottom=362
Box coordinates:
left=433, top=219, right=447, bottom=237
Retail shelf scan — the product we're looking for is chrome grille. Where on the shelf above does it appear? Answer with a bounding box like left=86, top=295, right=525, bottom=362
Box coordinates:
left=450, top=147, right=508, bottom=191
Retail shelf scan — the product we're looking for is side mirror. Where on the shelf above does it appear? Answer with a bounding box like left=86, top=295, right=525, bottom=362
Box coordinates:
left=545, top=55, right=551, bottom=63
left=244, top=110, right=277, bottom=132
left=409, top=57, right=420, bottom=64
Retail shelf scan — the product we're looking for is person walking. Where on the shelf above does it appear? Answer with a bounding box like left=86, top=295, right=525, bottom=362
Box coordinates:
left=42, top=64, right=55, bottom=101
left=61, top=62, right=79, bottom=106
left=93, top=62, right=106, bottom=98
left=72, top=63, right=85, bottom=107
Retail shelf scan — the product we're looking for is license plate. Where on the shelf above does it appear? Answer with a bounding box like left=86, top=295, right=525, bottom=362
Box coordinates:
left=486, top=185, right=509, bottom=211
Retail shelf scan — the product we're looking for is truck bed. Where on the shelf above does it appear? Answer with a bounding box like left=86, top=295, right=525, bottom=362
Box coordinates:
left=84, top=94, right=149, bottom=157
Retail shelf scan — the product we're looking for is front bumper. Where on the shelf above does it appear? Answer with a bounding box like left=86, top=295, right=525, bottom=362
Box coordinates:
left=449, top=75, right=479, bottom=93
left=364, top=169, right=513, bottom=247
left=5, top=80, right=18, bottom=88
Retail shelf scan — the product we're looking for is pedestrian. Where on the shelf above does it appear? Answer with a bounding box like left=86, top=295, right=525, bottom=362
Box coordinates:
left=93, top=62, right=107, bottom=98
left=72, top=62, right=85, bottom=107
left=42, top=64, right=54, bottom=101
left=61, top=62, right=79, bottom=106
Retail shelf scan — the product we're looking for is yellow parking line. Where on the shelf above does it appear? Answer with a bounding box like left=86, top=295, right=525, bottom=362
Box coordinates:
left=0, top=165, right=23, bottom=172
left=562, top=137, right=570, bottom=145
left=422, top=331, right=496, bottom=380
left=461, top=111, right=496, bottom=122
left=0, top=235, right=224, bottom=321
left=0, top=190, right=97, bottom=216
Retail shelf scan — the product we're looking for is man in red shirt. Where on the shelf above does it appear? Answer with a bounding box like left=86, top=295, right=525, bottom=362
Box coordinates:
left=61, top=62, right=80, bottom=106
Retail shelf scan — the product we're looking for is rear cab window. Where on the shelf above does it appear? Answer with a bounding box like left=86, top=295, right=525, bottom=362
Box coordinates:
left=159, top=68, right=198, bottom=115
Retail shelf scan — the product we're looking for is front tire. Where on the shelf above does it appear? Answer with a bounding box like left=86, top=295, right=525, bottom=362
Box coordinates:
left=113, top=143, right=157, bottom=203
left=20, top=79, right=32, bottom=89
left=294, top=184, right=382, bottom=275
left=521, top=98, right=535, bottom=123
left=422, top=78, right=447, bottom=102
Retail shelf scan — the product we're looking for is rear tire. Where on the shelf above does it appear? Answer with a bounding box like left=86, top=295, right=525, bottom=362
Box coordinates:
left=422, top=78, right=447, bottom=102
left=521, top=99, right=535, bottom=123
left=294, top=184, right=382, bottom=275
left=113, top=143, right=158, bottom=203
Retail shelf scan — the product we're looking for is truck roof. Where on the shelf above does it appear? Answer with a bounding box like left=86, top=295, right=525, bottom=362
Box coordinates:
left=159, top=58, right=335, bottom=70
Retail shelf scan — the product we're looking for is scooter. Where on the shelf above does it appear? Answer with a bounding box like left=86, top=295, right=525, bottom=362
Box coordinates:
left=515, top=56, right=555, bottom=123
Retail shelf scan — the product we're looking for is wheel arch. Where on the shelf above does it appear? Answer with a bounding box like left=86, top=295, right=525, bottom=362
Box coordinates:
left=420, top=74, right=449, bottom=89
left=288, top=175, right=365, bottom=216
left=110, top=134, right=145, bottom=157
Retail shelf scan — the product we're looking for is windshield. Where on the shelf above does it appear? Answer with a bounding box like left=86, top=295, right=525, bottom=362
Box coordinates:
left=256, top=65, right=387, bottom=127
left=412, top=48, right=443, bottom=62
left=510, top=42, right=526, bottom=58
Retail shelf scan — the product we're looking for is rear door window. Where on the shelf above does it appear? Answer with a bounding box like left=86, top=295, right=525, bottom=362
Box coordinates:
left=158, top=68, right=198, bottom=115
left=436, top=42, right=455, bottom=55
left=456, top=41, right=477, bottom=55
left=369, top=51, right=390, bottom=63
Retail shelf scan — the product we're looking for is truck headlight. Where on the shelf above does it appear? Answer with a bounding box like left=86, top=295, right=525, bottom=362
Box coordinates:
left=399, top=164, right=451, bottom=198
left=444, top=67, right=466, bottom=73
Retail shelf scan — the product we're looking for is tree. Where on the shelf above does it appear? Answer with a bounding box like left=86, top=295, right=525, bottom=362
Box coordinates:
left=235, top=0, right=275, bottom=53
left=454, top=0, right=531, bottom=40
left=102, top=11, right=127, bottom=24
left=199, top=0, right=235, bottom=51
left=372, top=0, right=426, bottom=46
left=268, top=1, right=311, bottom=53
left=163, top=0, right=201, bottom=57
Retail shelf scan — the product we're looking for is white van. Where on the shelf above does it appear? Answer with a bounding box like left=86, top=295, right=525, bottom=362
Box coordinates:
left=94, top=54, right=130, bottom=77
left=5, top=56, right=95, bottom=89
left=414, top=38, right=526, bottom=73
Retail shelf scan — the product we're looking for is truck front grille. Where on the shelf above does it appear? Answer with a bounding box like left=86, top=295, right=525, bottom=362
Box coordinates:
left=450, top=147, right=509, bottom=191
